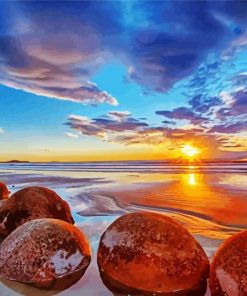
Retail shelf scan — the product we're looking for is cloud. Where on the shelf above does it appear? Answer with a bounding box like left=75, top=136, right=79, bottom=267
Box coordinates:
left=108, top=111, right=131, bottom=121
left=162, top=120, right=176, bottom=125
left=65, top=112, right=149, bottom=139
left=65, top=107, right=247, bottom=158
left=217, top=89, right=247, bottom=118
left=221, top=136, right=247, bottom=152
left=156, top=107, right=208, bottom=125
left=1, top=0, right=247, bottom=103
left=124, top=1, right=247, bottom=92
left=66, top=111, right=210, bottom=147
left=188, top=95, right=222, bottom=115
left=65, top=132, right=79, bottom=139
left=209, top=121, right=247, bottom=134
left=0, top=128, right=4, bottom=134
left=0, top=2, right=120, bottom=105
left=232, top=73, right=247, bottom=87
left=1, top=1, right=247, bottom=159
left=0, top=36, right=118, bottom=105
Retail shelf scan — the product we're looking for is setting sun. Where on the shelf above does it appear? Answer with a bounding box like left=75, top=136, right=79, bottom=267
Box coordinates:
left=181, top=144, right=201, bottom=159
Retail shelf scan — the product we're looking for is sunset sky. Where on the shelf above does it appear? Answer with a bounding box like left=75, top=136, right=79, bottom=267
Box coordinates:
left=0, top=1, right=247, bottom=161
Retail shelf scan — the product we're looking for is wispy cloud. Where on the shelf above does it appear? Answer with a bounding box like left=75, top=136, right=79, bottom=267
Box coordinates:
left=65, top=132, right=79, bottom=139
left=65, top=112, right=148, bottom=140
left=217, top=89, right=247, bottom=118
left=65, top=94, right=247, bottom=156
left=156, top=107, right=208, bottom=125
left=209, top=121, right=247, bottom=134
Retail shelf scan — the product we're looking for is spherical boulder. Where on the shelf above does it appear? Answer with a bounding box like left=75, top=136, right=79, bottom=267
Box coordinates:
left=97, top=212, right=209, bottom=295
left=0, top=182, right=9, bottom=200
left=0, top=186, right=74, bottom=238
left=210, top=229, right=247, bottom=296
left=0, top=218, right=91, bottom=290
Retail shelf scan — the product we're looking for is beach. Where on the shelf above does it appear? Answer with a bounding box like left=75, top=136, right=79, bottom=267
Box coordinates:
left=0, top=161, right=247, bottom=296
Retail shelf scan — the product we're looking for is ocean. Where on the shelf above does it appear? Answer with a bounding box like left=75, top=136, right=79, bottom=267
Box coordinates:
left=0, top=161, right=247, bottom=295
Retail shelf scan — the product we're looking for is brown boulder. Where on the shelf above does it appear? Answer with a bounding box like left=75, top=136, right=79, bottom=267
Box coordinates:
left=0, top=182, right=9, bottom=200
left=210, top=229, right=247, bottom=296
left=0, top=218, right=91, bottom=290
left=0, top=186, right=74, bottom=238
left=97, top=212, right=209, bottom=295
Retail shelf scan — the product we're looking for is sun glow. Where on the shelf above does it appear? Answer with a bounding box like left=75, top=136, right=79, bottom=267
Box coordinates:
left=181, top=144, right=201, bottom=159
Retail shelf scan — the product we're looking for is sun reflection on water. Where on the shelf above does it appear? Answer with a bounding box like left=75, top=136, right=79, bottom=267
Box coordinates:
left=188, top=173, right=196, bottom=186
left=184, top=165, right=198, bottom=186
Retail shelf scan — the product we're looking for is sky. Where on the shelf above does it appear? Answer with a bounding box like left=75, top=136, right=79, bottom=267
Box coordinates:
left=0, top=0, right=247, bottom=162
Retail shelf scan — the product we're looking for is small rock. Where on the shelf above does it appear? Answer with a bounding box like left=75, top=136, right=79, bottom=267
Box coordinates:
left=210, top=229, right=247, bottom=296
left=0, top=218, right=91, bottom=290
left=0, top=187, right=74, bottom=238
left=97, top=212, right=209, bottom=295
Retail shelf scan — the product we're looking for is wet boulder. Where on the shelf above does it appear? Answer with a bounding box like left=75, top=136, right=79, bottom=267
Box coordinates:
left=97, top=212, right=209, bottom=295
left=0, top=182, right=9, bottom=200
left=0, top=218, right=91, bottom=290
left=210, top=229, right=247, bottom=296
left=0, top=186, right=74, bottom=238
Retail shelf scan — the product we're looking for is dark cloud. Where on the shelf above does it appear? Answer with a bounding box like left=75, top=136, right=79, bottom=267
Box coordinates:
left=162, top=120, right=176, bottom=125
left=125, top=1, right=247, bottom=92
left=156, top=107, right=208, bottom=125
left=1, top=1, right=247, bottom=102
left=209, top=121, right=247, bottom=134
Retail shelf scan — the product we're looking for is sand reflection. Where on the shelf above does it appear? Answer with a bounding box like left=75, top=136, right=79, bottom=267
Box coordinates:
left=93, top=166, right=247, bottom=243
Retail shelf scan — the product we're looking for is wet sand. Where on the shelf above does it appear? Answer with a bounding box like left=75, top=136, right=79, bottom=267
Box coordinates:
left=0, top=162, right=246, bottom=295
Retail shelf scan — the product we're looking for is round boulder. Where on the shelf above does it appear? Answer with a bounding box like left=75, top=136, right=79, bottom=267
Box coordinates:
left=0, top=186, right=74, bottom=238
left=0, top=218, right=91, bottom=290
left=210, top=229, right=247, bottom=296
left=97, top=212, right=209, bottom=295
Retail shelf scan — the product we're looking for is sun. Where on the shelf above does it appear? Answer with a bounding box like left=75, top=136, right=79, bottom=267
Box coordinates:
left=181, top=144, right=201, bottom=159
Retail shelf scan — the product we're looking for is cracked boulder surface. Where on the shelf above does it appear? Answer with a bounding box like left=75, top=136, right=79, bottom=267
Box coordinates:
left=97, top=211, right=209, bottom=296
left=0, top=187, right=74, bottom=238
left=0, top=218, right=91, bottom=290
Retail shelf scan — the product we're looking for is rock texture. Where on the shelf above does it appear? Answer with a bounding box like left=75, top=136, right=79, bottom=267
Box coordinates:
left=0, top=182, right=9, bottom=200
left=0, top=218, right=91, bottom=290
left=210, top=229, right=247, bottom=296
left=0, top=186, right=74, bottom=238
left=97, top=212, right=209, bottom=295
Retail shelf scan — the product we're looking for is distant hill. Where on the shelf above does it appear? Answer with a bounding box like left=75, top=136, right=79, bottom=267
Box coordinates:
left=0, top=160, right=30, bottom=163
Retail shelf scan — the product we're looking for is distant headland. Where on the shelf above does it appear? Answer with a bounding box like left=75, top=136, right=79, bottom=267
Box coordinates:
left=0, top=160, right=31, bottom=163
left=0, top=159, right=246, bottom=164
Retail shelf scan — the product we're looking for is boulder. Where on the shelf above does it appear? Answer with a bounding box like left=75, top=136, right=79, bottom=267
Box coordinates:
left=0, top=218, right=91, bottom=290
left=97, top=212, right=209, bottom=295
left=0, top=186, right=74, bottom=238
left=210, top=229, right=247, bottom=296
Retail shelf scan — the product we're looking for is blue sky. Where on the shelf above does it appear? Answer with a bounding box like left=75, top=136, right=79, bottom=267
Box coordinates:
left=0, top=0, right=247, bottom=161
